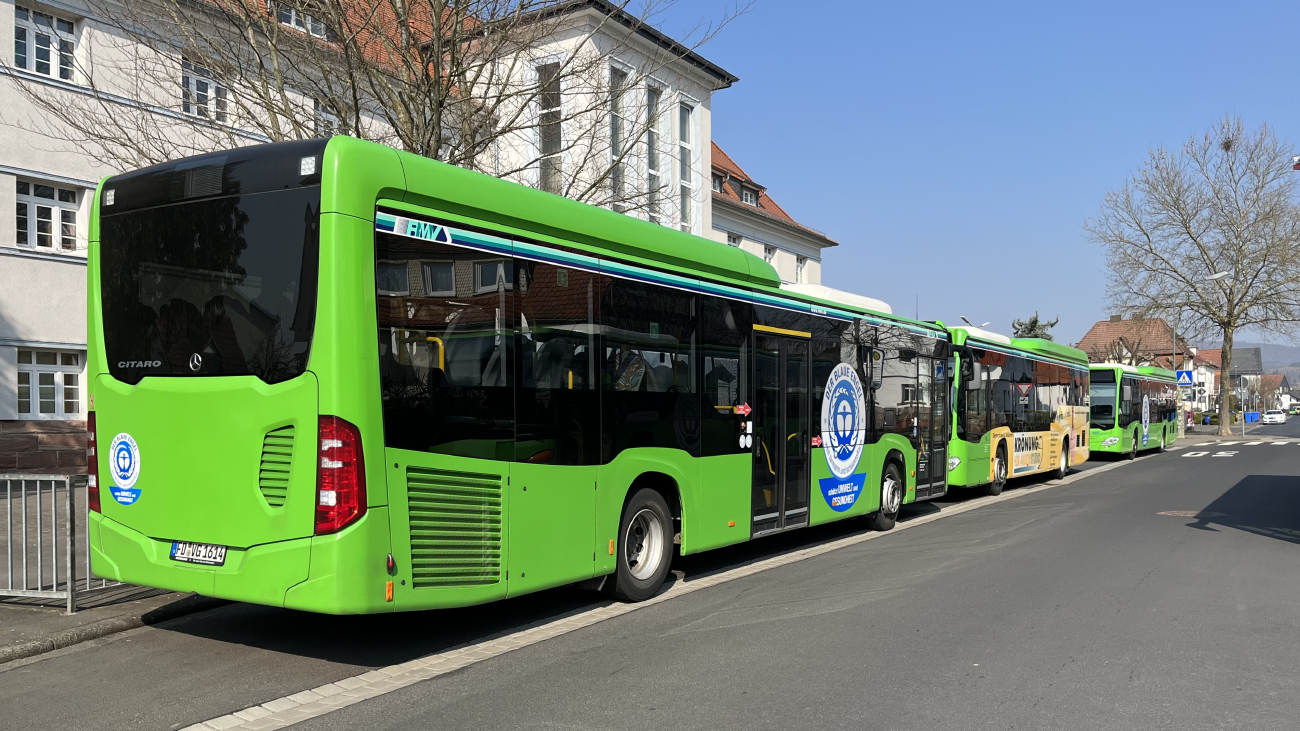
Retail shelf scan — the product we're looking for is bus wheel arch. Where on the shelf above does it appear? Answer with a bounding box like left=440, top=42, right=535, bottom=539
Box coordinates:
left=986, top=440, right=1008, bottom=496
left=870, top=451, right=906, bottom=532
left=604, top=472, right=678, bottom=602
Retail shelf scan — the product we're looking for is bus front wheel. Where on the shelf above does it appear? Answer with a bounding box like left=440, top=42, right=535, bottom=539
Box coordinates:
left=985, top=443, right=1008, bottom=496
left=605, top=488, right=674, bottom=602
left=1056, top=442, right=1069, bottom=479
left=871, top=462, right=903, bottom=532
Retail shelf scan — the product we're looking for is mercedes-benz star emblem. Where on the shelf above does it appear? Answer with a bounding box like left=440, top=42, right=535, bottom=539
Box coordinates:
left=189, top=353, right=203, bottom=372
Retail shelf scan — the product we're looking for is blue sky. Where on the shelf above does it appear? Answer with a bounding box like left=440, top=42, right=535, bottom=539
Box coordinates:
left=658, top=1, right=1300, bottom=344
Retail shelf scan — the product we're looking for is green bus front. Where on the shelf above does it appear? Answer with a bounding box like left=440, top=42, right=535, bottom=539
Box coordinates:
left=1088, top=364, right=1179, bottom=457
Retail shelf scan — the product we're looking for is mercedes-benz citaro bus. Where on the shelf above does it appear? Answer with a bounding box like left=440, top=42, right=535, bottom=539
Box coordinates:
left=945, top=326, right=1091, bottom=495
left=1088, top=364, right=1179, bottom=459
left=88, top=137, right=958, bottom=614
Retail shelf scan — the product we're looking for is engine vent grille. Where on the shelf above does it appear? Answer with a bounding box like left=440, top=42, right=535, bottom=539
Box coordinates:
left=407, top=467, right=503, bottom=588
left=258, top=426, right=295, bottom=507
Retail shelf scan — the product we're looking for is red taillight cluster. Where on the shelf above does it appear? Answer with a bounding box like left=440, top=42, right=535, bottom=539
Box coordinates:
left=87, top=412, right=100, bottom=513
left=316, top=416, right=366, bottom=535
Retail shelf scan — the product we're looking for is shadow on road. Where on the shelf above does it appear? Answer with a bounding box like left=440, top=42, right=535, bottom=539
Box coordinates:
left=152, top=466, right=1074, bottom=670
left=1185, top=474, right=1300, bottom=547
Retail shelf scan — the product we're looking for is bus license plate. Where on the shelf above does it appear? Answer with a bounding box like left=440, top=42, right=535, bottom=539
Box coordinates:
left=170, top=541, right=226, bottom=566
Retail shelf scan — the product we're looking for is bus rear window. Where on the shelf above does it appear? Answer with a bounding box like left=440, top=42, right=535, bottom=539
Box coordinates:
left=99, top=188, right=321, bottom=384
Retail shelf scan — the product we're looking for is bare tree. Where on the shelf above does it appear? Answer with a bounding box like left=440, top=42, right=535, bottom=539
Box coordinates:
left=1085, top=115, right=1300, bottom=434
left=4, top=0, right=744, bottom=214
left=1011, top=311, right=1058, bottom=340
left=1087, top=336, right=1144, bottom=366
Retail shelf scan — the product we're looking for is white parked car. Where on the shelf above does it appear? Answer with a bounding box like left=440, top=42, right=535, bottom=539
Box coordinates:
left=1262, top=409, right=1287, bottom=425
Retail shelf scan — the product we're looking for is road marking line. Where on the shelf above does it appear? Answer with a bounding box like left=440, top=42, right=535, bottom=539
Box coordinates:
left=181, top=459, right=1135, bottom=731
left=1181, top=451, right=1209, bottom=458
left=1272, top=441, right=1292, bottom=445
left=1218, top=441, right=1242, bottom=445
left=1244, top=441, right=1263, bottom=446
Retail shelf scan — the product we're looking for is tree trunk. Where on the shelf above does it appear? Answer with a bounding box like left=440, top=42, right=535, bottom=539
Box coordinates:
left=1217, top=327, right=1234, bottom=436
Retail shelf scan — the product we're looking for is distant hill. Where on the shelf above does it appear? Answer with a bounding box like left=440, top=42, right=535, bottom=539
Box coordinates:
left=1200, top=341, right=1300, bottom=372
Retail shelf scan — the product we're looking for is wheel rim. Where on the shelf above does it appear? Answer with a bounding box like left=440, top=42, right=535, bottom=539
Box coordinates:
left=995, top=454, right=1007, bottom=484
left=883, top=475, right=901, bottom=514
left=624, top=508, right=665, bottom=581
left=1061, top=449, right=1067, bottom=475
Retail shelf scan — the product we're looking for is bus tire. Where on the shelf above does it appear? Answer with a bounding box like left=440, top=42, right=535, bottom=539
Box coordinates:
left=871, top=461, right=903, bottom=532
left=1056, top=442, right=1069, bottom=479
left=985, top=443, right=1007, bottom=496
left=604, top=487, right=674, bottom=603
left=1157, top=430, right=1166, bottom=453
left=1127, top=435, right=1138, bottom=460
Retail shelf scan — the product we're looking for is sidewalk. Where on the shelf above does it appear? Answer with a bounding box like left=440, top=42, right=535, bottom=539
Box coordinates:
left=0, top=588, right=226, bottom=665
left=1178, top=423, right=1266, bottom=445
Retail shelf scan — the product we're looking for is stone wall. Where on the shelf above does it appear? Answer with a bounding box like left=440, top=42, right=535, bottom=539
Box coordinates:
left=0, top=420, right=87, bottom=475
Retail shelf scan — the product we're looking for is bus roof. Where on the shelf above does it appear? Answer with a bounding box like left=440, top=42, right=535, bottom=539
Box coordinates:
left=1089, top=362, right=1178, bottom=381
left=324, top=137, right=942, bottom=336
left=946, top=326, right=1090, bottom=366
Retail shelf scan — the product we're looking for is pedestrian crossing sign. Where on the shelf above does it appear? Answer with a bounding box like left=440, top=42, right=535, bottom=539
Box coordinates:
left=1176, top=370, right=1194, bottom=387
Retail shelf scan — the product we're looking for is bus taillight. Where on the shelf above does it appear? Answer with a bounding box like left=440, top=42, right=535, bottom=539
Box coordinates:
left=316, top=416, right=366, bottom=535
left=87, top=411, right=100, bottom=513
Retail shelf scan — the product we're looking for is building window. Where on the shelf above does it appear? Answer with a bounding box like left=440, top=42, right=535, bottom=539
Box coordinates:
left=182, top=59, right=228, bottom=122
left=14, top=6, right=74, bottom=81
left=726, top=233, right=741, bottom=247
left=16, top=180, right=78, bottom=251
left=608, top=65, right=629, bottom=211
left=712, top=175, right=723, bottom=193
left=645, top=87, right=663, bottom=224
left=314, top=99, right=339, bottom=135
left=17, top=350, right=80, bottom=417
left=474, top=260, right=514, bottom=294
left=796, top=256, right=806, bottom=283
left=741, top=188, right=758, bottom=206
left=274, top=2, right=327, bottom=38
left=764, top=246, right=775, bottom=264
left=376, top=261, right=410, bottom=296
left=421, top=261, right=455, bottom=296
left=678, top=103, right=694, bottom=232
left=537, top=62, right=562, bottom=195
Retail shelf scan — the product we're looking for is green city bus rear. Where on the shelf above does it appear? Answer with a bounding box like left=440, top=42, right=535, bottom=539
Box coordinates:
left=1088, top=364, right=1179, bottom=456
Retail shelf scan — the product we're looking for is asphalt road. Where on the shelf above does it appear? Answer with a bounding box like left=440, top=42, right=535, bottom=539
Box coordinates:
left=3, top=439, right=1299, bottom=731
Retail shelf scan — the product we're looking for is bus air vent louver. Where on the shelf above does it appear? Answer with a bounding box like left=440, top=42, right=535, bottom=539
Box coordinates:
left=407, top=466, right=503, bottom=588
left=258, top=426, right=295, bottom=507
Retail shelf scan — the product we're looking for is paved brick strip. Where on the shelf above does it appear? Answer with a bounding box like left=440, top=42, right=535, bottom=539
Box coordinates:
left=183, top=458, right=1134, bottom=731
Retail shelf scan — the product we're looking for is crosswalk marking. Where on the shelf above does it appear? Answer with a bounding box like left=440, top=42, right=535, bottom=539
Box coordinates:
left=1244, top=441, right=1264, bottom=445
left=1218, top=441, right=1241, bottom=445
left=1273, top=441, right=1291, bottom=445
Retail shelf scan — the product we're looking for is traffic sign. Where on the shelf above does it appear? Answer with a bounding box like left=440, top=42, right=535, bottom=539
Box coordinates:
left=1176, top=370, right=1194, bottom=387
left=1014, top=382, right=1032, bottom=398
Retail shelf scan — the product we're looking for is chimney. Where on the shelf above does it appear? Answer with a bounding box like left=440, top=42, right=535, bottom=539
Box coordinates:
left=1109, top=314, right=1123, bottom=322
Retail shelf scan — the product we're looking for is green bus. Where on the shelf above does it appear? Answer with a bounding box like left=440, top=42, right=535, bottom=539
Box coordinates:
left=1088, top=364, right=1179, bottom=458
left=87, top=137, right=959, bottom=614
left=946, top=327, right=1091, bottom=495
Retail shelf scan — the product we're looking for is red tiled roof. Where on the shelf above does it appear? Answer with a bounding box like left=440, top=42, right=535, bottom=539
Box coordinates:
left=1198, top=349, right=1222, bottom=368
left=1075, top=317, right=1189, bottom=360
left=710, top=142, right=837, bottom=247
left=1262, top=374, right=1287, bottom=390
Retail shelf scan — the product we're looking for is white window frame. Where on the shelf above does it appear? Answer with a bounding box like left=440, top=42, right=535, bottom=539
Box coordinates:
left=726, top=233, right=741, bottom=246
left=273, top=2, right=327, bottom=38
left=534, top=58, right=564, bottom=195
left=473, top=260, right=514, bottom=294
left=741, top=188, right=758, bottom=206
left=608, top=62, right=632, bottom=211
left=17, top=349, right=82, bottom=419
left=16, top=179, right=79, bottom=251
left=676, top=99, right=697, bottom=233
left=13, top=6, right=75, bottom=81
left=314, top=99, right=339, bottom=135
left=182, top=59, right=228, bottom=122
left=796, top=256, right=806, bottom=283
left=420, top=260, right=455, bottom=297
left=763, top=246, right=775, bottom=264
left=644, top=83, right=666, bottom=225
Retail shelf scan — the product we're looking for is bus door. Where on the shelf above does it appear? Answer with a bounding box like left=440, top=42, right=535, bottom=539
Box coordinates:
left=915, top=357, right=949, bottom=498
left=752, top=333, right=811, bottom=536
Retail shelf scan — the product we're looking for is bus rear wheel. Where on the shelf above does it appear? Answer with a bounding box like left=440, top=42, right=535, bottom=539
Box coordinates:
left=1157, top=431, right=1166, bottom=453
left=985, top=443, right=1008, bottom=496
left=1056, top=443, right=1069, bottom=479
left=604, top=487, right=673, bottom=602
left=870, top=462, right=903, bottom=532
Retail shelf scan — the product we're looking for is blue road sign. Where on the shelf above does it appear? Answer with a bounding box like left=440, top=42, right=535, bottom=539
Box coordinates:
left=1176, top=370, right=1194, bottom=387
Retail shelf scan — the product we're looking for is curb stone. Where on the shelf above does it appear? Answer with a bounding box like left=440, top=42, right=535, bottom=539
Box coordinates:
left=0, top=594, right=228, bottom=665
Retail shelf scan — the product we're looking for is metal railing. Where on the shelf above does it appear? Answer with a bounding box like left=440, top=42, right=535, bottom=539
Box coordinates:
left=2, top=474, right=119, bottom=613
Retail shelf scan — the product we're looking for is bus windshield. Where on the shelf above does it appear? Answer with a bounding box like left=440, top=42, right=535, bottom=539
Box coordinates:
left=1090, top=371, right=1117, bottom=429
left=98, top=142, right=324, bottom=385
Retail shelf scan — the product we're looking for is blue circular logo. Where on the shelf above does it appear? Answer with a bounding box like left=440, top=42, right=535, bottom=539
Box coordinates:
left=821, top=363, right=866, bottom=480
left=108, top=433, right=142, bottom=505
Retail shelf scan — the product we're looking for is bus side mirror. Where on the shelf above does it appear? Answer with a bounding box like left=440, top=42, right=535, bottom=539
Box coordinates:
left=960, top=357, right=974, bottom=384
